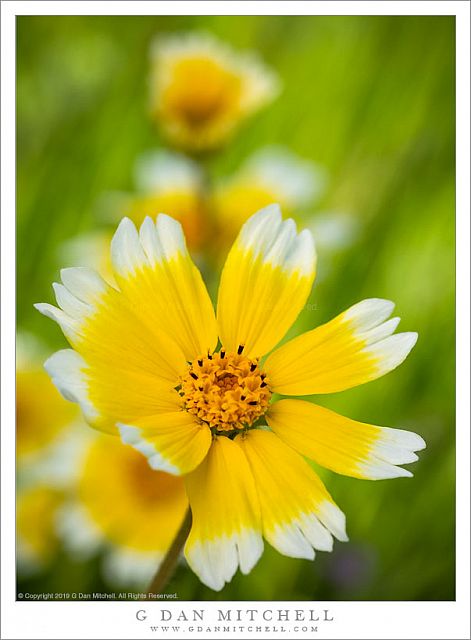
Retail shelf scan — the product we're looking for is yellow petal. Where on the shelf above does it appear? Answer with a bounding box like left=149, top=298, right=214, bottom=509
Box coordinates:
left=111, top=215, right=218, bottom=360
left=264, top=298, right=418, bottom=394
left=267, top=399, right=426, bottom=480
left=78, top=435, right=188, bottom=552
left=184, top=436, right=263, bottom=591
left=119, top=412, right=211, bottom=476
left=217, top=205, right=316, bottom=358
left=237, top=429, right=347, bottom=560
left=37, top=263, right=188, bottom=434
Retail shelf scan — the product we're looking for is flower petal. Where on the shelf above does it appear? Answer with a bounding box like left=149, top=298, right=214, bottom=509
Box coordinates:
left=267, top=399, right=426, bottom=480
left=264, top=298, right=418, bottom=394
left=36, top=265, right=188, bottom=433
left=111, top=215, right=218, bottom=360
left=119, top=412, right=211, bottom=476
left=237, top=429, right=347, bottom=560
left=184, top=436, right=263, bottom=591
left=217, top=205, right=316, bottom=358
left=44, top=347, right=183, bottom=435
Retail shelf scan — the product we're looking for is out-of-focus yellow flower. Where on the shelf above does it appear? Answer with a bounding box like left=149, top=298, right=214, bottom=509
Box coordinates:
left=149, top=33, right=280, bottom=151
left=212, top=146, right=326, bottom=245
left=17, top=485, right=64, bottom=572
left=58, top=434, right=188, bottom=587
left=17, top=336, right=78, bottom=459
left=79, top=435, right=188, bottom=552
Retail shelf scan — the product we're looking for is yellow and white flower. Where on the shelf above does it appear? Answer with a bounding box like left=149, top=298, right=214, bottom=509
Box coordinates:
left=150, top=32, right=280, bottom=151
left=58, top=434, right=188, bottom=587
left=36, top=204, right=425, bottom=591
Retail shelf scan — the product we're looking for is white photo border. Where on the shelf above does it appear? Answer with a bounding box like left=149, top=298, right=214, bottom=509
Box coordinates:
left=2, top=2, right=469, bottom=639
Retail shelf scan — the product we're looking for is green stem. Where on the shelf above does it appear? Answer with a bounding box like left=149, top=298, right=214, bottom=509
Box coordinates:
left=146, top=507, right=192, bottom=595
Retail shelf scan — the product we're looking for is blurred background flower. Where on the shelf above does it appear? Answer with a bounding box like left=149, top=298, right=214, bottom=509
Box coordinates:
left=149, top=32, right=280, bottom=151
left=58, top=434, right=188, bottom=588
left=17, top=15, right=455, bottom=601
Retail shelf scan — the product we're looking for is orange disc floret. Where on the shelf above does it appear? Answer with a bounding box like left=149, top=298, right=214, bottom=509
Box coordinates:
left=179, top=348, right=271, bottom=433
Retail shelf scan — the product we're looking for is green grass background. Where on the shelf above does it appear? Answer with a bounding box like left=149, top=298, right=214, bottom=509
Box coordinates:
left=17, top=15, right=455, bottom=601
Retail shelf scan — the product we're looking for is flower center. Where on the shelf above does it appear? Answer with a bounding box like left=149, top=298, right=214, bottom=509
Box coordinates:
left=179, top=348, right=271, bottom=434
left=167, top=58, right=241, bottom=127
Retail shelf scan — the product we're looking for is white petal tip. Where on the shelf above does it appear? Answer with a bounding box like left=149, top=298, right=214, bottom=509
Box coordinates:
left=411, top=332, right=419, bottom=346
left=60, top=266, right=93, bottom=280
left=118, top=423, right=140, bottom=444
left=142, top=214, right=156, bottom=226
left=41, top=349, right=98, bottom=423
left=294, top=229, right=316, bottom=276
left=399, top=469, right=414, bottom=478
left=414, top=435, right=427, bottom=451
left=185, top=530, right=263, bottom=591
left=59, top=267, right=107, bottom=303
left=148, top=454, right=180, bottom=475
left=256, top=203, right=282, bottom=219
left=111, top=217, right=147, bottom=276
left=345, top=298, right=395, bottom=330
left=155, top=214, right=187, bottom=257
left=371, top=427, right=427, bottom=471
left=118, top=423, right=180, bottom=475
left=318, top=502, right=348, bottom=542
left=367, top=331, right=419, bottom=376
left=238, top=205, right=316, bottom=279
left=118, top=216, right=134, bottom=227
left=34, top=302, right=52, bottom=315
left=335, top=529, right=349, bottom=543
left=241, top=204, right=282, bottom=237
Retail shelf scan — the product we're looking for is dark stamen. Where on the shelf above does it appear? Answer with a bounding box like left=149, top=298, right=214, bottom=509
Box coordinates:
left=241, top=395, right=246, bottom=401
left=207, top=353, right=213, bottom=359
left=250, top=362, right=257, bottom=372
left=220, top=349, right=226, bottom=358
left=197, top=359, right=203, bottom=367
left=237, top=344, right=244, bottom=355
left=190, top=372, right=198, bottom=380
left=248, top=401, right=258, bottom=406
left=261, top=381, right=267, bottom=387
